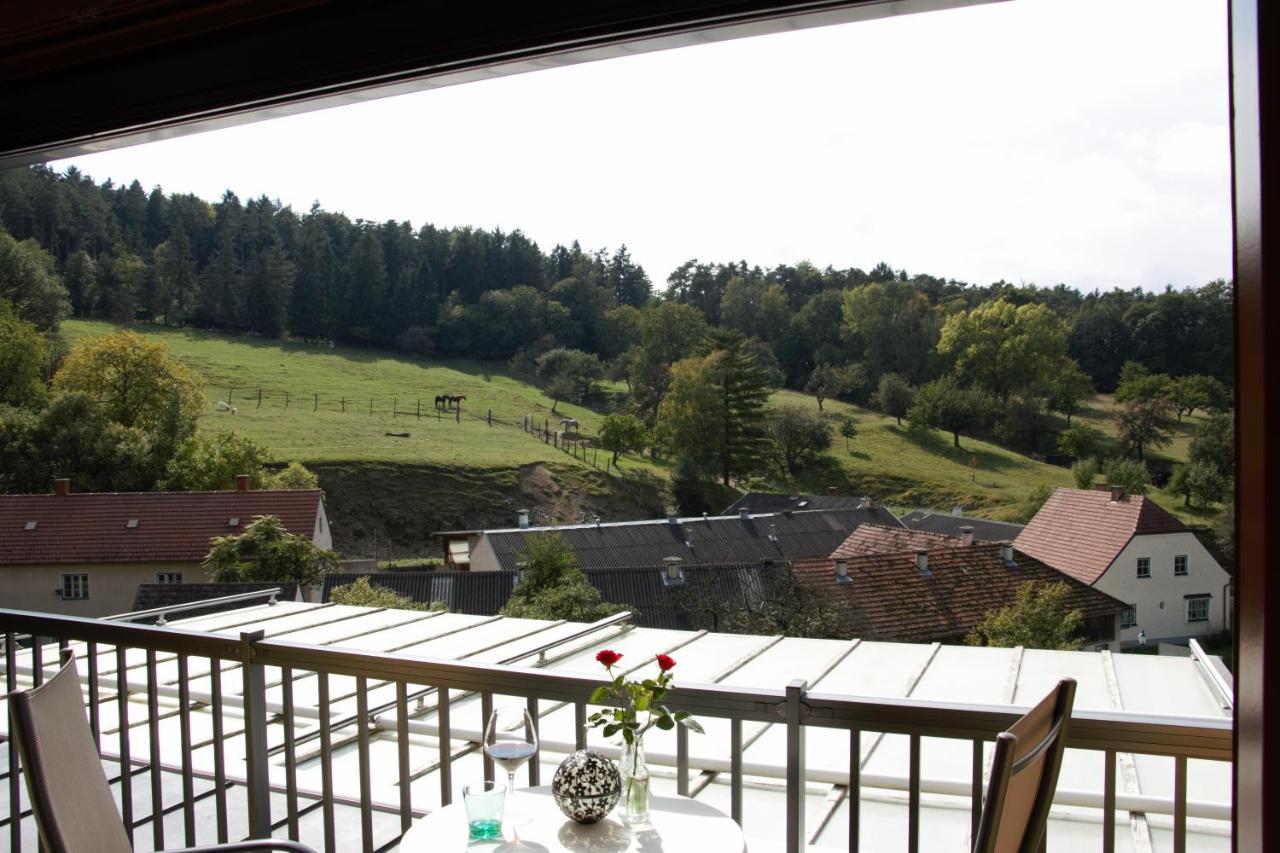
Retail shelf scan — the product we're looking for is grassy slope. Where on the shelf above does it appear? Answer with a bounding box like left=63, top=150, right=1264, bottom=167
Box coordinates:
left=63, top=321, right=1213, bottom=533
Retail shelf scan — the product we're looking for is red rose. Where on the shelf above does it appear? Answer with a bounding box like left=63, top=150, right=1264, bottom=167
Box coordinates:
left=596, top=649, right=623, bottom=667
left=656, top=654, right=676, bottom=672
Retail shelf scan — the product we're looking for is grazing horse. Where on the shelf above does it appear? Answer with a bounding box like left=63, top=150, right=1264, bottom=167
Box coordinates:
left=434, top=395, right=447, bottom=409
left=447, top=395, right=466, bottom=407
left=560, top=417, right=580, bottom=432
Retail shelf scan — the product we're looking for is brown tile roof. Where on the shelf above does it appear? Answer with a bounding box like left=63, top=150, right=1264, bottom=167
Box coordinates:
left=793, top=543, right=1126, bottom=644
left=1013, top=487, right=1187, bottom=585
left=833, top=523, right=978, bottom=558
left=0, top=490, right=324, bottom=565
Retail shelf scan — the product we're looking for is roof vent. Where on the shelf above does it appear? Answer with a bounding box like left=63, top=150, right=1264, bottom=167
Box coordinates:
left=738, top=508, right=751, bottom=520
left=517, top=509, right=530, bottom=529
left=915, top=549, right=931, bottom=576
left=1000, top=542, right=1017, bottom=566
left=1108, top=485, right=1126, bottom=502
left=228, top=516, right=240, bottom=527
left=797, top=500, right=809, bottom=508
left=669, top=512, right=680, bottom=525
left=24, top=521, right=37, bottom=531
left=959, top=525, right=975, bottom=547
left=662, top=556, right=685, bottom=587
left=834, top=559, right=852, bottom=584
left=126, top=519, right=139, bottom=529
left=768, top=523, right=778, bottom=543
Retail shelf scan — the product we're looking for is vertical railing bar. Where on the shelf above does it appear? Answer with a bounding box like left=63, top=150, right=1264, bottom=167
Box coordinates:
left=396, top=682, right=412, bottom=833
left=357, top=676, right=373, bottom=853
left=1103, top=749, right=1116, bottom=853
left=87, top=641, right=100, bottom=746
left=1174, top=755, right=1187, bottom=853
left=908, top=734, right=921, bottom=853
left=574, top=701, right=588, bottom=751
left=6, top=633, right=20, bottom=853
left=239, top=631, right=271, bottom=839
left=318, top=673, right=336, bottom=853
left=784, top=679, right=807, bottom=853
left=116, top=646, right=134, bottom=846
left=178, top=655, right=195, bottom=846
left=526, top=696, right=541, bottom=787
left=31, top=639, right=43, bottom=687
left=282, top=665, right=300, bottom=841
left=730, top=718, right=743, bottom=826
left=850, top=729, right=862, bottom=853
left=676, top=725, right=690, bottom=796
left=481, top=691, right=495, bottom=783
left=210, top=656, right=228, bottom=843
left=146, top=650, right=165, bottom=851
left=438, top=686, right=453, bottom=807
left=971, top=739, right=983, bottom=846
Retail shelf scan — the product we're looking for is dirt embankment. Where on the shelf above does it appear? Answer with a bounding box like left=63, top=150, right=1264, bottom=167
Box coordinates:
left=311, top=461, right=666, bottom=560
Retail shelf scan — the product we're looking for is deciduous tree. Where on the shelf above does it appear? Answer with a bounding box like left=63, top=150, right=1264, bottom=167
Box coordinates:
left=501, top=534, right=629, bottom=621
left=599, top=413, right=649, bottom=468
left=908, top=378, right=993, bottom=449
left=764, top=406, right=831, bottom=477
left=966, top=581, right=1086, bottom=651
left=204, top=514, right=338, bottom=587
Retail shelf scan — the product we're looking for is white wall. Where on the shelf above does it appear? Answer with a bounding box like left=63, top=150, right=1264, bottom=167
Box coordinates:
left=313, top=501, right=333, bottom=551
left=1095, top=532, right=1231, bottom=643
left=468, top=536, right=501, bottom=572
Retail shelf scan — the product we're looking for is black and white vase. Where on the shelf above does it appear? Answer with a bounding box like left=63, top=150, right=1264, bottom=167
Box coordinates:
left=552, top=749, right=622, bottom=824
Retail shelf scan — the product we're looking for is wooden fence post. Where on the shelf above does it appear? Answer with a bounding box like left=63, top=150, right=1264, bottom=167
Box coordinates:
left=284, top=391, right=289, bottom=408
left=417, top=400, right=421, bottom=419
left=488, top=409, right=492, bottom=427
left=314, top=393, right=318, bottom=412
left=341, top=396, right=345, bottom=412
left=369, top=398, right=373, bottom=415
left=228, top=387, right=234, bottom=405
left=393, top=396, right=398, bottom=418
left=257, top=388, right=262, bottom=409
left=456, top=407, right=460, bottom=423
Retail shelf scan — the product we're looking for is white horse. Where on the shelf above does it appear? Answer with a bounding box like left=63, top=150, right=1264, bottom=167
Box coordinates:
left=215, top=401, right=238, bottom=414
left=560, top=417, right=580, bottom=431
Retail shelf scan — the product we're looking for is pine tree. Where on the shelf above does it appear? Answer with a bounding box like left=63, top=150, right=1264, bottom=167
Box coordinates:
left=705, top=330, right=774, bottom=485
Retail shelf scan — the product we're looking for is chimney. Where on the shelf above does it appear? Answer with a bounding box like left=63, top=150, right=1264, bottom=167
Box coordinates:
left=768, top=523, right=778, bottom=542
left=517, top=509, right=530, bottom=529
left=952, top=506, right=964, bottom=517
left=827, top=486, right=839, bottom=496
left=235, top=474, right=251, bottom=492
left=915, top=549, right=930, bottom=575
left=858, top=495, right=873, bottom=509
left=1000, top=542, right=1015, bottom=564
left=834, top=558, right=851, bottom=583
left=1108, top=484, right=1126, bottom=503
left=52, top=478, right=70, bottom=496
left=738, top=507, right=751, bottom=521
left=959, top=525, right=975, bottom=547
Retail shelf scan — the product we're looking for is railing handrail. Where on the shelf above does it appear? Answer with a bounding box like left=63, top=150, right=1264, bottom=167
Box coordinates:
left=0, top=606, right=1233, bottom=761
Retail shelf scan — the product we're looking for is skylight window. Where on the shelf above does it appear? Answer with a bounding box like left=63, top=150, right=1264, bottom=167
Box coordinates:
left=229, top=516, right=241, bottom=527
left=126, top=518, right=139, bottom=528
left=24, top=521, right=37, bottom=530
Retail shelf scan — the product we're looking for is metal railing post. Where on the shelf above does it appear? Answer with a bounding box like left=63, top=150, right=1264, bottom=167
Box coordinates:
left=240, top=630, right=272, bottom=838
left=785, top=678, right=807, bottom=853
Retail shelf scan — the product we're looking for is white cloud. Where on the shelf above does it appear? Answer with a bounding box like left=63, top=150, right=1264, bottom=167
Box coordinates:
left=53, top=0, right=1230, bottom=292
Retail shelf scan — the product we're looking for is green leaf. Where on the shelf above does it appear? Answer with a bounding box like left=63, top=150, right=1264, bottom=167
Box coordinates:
left=603, top=724, right=619, bottom=738
left=635, top=693, right=650, bottom=712
left=589, top=686, right=608, bottom=703
left=679, top=718, right=705, bottom=735
left=622, top=728, right=634, bottom=745
left=673, top=710, right=689, bottom=720
left=656, top=715, right=675, bottom=730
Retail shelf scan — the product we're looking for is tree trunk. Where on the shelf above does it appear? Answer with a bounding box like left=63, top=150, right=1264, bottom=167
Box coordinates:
left=896, top=415, right=902, bottom=426
left=954, top=430, right=961, bottom=448
left=816, top=396, right=824, bottom=412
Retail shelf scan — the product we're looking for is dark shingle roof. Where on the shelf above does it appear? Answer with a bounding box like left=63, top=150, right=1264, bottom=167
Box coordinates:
left=1014, top=487, right=1188, bottom=584
left=722, top=493, right=876, bottom=514
left=481, top=508, right=902, bottom=572
left=131, top=582, right=299, bottom=622
left=792, top=543, right=1127, bottom=644
left=899, top=510, right=1025, bottom=542
left=320, top=562, right=780, bottom=630
left=0, top=490, right=324, bottom=565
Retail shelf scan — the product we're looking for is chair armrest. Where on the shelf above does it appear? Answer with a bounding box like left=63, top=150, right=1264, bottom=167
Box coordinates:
left=167, top=841, right=318, bottom=853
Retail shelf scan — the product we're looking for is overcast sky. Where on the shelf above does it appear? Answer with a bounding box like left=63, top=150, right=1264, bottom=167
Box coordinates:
left=54, top=0, right=1230, bottom=293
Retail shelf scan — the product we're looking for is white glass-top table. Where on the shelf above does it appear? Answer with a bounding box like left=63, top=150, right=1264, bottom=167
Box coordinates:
left=399, top=785, right=747, bottom=852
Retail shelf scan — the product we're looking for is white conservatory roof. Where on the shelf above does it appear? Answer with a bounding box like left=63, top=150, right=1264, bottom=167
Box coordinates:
left=0, top=601, right=1232, bottom=852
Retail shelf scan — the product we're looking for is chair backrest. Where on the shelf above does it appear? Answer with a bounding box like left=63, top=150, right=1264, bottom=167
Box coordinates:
left=972, top=677, right=1077, bottom=853
left=8, top=650, right=132, bottom=853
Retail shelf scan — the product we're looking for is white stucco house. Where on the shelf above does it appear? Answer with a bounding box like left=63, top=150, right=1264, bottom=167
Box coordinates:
left=1014, top=485, right=1231, bottom=645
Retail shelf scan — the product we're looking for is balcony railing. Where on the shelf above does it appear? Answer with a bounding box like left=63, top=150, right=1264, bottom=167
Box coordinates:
left=0, top=607, right=1232, bottom=853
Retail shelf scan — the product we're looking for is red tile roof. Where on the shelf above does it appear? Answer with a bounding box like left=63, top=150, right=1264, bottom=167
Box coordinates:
left=833, top=523, right=980, bottom=558
left=0, top=490, right=324, bottom=565
left=794, top=543, right=1126, bottom=644
left=1012, top=487, right=1186, bottom=585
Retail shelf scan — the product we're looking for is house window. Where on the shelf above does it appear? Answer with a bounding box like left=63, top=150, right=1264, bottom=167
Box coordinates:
left=60, top=574, right=89, bottom=600
left=1121, top=606, right=1138, bottom=629
left=1186, top=596, right=1210, bottom=623
left=1136, top=557, right=1151, bottom=579
left=155, top=572, right=184, bottom=584
left=1174, top=555, right=1188, bottom=576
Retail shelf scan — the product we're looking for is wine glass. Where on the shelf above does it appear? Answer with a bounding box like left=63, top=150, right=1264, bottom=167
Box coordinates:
left=484, top=705, right=539, bottom=824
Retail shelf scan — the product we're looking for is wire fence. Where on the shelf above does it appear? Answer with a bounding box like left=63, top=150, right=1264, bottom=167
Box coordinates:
left=210, top=386, right=608, bottom=470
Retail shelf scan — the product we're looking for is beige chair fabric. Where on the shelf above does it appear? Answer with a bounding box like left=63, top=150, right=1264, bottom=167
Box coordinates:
left=972, top=677, right=1077, bottom=853
left=9, top=651, right=133, bottom=853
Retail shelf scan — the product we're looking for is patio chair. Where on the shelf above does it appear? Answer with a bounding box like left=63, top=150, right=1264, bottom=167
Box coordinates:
left=972, top=677, right=1077, bottom=853
left=8, top=649, right=316, bottom=853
